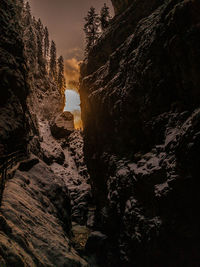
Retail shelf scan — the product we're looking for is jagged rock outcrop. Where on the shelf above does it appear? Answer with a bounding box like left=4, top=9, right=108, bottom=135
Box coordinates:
left=50, top=111, right=75, bottom=139
left=80, top=0, right=200, bottom=266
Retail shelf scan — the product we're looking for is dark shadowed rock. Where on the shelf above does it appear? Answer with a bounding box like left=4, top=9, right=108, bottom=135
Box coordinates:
left=111, top=0, right=132, bottom=14
left=50, top=112, right=75, bottom=139
left=85, top=231, right=107, bottom=253
left=80, top=0, right=200, bottom=265
left=18, top=157, right=39, bottom=172
left=42, top=147, right=65, bottom=166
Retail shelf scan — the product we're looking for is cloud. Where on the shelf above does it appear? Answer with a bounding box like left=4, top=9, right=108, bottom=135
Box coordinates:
left=64, top=58, right=82, bottom=91
left=65, top=47, right=83, bottom=60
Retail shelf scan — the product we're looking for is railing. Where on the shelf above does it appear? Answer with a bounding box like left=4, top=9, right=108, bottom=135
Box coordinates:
left=0, top=148, right=28, bottom=205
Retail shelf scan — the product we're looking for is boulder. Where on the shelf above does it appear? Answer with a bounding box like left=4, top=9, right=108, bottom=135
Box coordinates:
left=50, top=112, right=74, bottom=139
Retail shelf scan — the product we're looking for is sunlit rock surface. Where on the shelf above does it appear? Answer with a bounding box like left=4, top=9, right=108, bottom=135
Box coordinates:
left=80, top=0, right=200, bottom=265
left=0, top=159, right=88, bottom=266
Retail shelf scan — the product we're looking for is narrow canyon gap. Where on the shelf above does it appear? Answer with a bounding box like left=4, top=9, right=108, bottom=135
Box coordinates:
left=0, top=0, right=200, bottom=267
left=28, top=0, right=113, bottom=132
left=64, top=89, right=82, bottom=129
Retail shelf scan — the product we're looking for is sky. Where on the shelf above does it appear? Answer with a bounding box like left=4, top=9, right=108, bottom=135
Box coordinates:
left=64, top=90, right=82, bottom=128
left=29, top=0, right=113, bottom=61
left=64, top=90, right=80, bottom=112
left=28, top=0, right=113, bottom=129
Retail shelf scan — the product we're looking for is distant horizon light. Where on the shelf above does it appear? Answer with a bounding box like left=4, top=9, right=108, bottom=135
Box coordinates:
left=64, top=89, right=82, bottom=129
left=64, top=89, right=80, bottom=112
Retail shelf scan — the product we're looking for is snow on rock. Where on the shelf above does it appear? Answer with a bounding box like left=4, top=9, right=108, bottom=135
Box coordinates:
left=0, top=113, right=92, bottom=265
left=0, top=159, right=88, bottom=266
left=38, top=117, right=92, bottom=226
left=38, top=120, right=65, bottom=165
left=89, top=109, right=200, bottom=265
left=68, top=131, right=90, bottom=182
left=49, top=131, right=92, bottom=226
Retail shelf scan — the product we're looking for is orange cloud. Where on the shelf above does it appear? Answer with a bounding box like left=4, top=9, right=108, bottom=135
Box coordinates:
left=64, top=58, right=82, bottom=91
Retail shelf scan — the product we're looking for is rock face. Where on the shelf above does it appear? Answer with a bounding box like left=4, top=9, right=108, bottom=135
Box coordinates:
left=80, top=0, right=200, bottom=266
left=111, top=0, right=132, bottom=14
left=0, top=160, right=87, bottom=266
left=0, top=0, right=65, bottom=156
left=0, top=2, right=91, bottom=266
left=0, top=0, right=31, bottom=153
left=50, top=112, right=75, bottom=139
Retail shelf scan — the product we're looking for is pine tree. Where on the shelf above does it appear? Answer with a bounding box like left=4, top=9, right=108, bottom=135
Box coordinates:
left=100, top=3, right=111, bottom=31
left=83, top=7, right=100, bottom=56
left=50, top=40, right=57, bottom=81
left=23, top=1, right=32, bottom=26
left=24, top=25, right=37, bottom=68
left=35, top=18, right=45, bottom=72
left=15, top=0, right=24, bottom=18
left=36, top=19, right=43, bottom=61
left=44, top=26, right=49, bottom=58
left=57, top=56, right=66, bottom=93
left=32, top=16, right=37, bottom=27
left=22, top=1, right=37, bottom=69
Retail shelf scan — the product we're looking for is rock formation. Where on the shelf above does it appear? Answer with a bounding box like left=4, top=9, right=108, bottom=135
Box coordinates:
left=80, top=0, right=200, bottom=266
left=0, top=1, right=91, bottom=266
left=50, top=111, right=75, bottom=139
left=111, top=0, right=132, bottom=14
left=0, top=0, right=31, bottom=154
left=1, top=0, right=200, bottom=266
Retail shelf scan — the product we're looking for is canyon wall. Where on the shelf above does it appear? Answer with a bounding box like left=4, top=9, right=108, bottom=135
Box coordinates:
left=0, top=2, right=88, bottom=266
left=80, top=0, right=200, bottom=266
left=0, top=0, right=31, bottom=154
left=111, top=0, right=132, bottom=14
left=0, top=0, right=65, bottom=155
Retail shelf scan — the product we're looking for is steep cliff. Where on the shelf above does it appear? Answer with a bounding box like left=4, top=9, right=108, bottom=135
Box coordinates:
left=0, top=0, right=31, bottom=154
left=0, top=2, right=90, bottom=266
left=80, top=0, right=200, bottom=266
